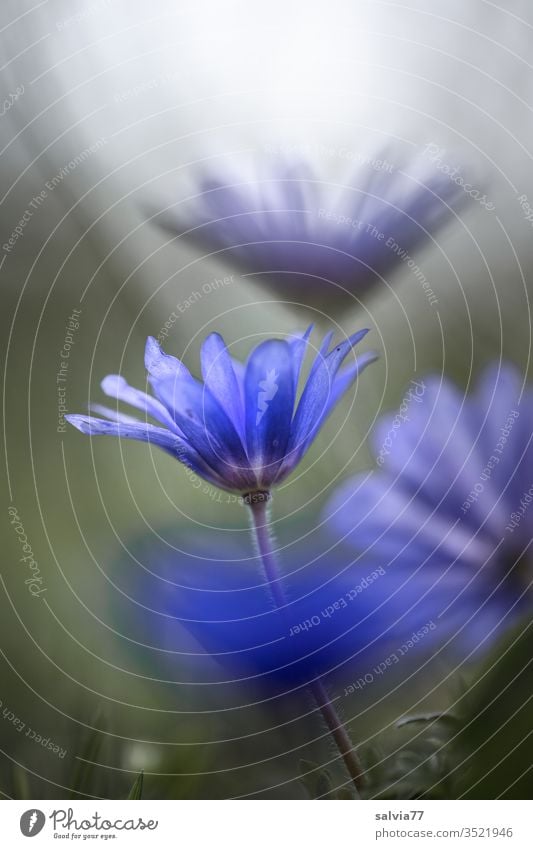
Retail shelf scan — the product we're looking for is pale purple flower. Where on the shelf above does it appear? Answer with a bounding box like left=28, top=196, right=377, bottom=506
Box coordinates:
left=155, top=157, right=465, bottom=308
left=324, top=365, right=533, bottom=656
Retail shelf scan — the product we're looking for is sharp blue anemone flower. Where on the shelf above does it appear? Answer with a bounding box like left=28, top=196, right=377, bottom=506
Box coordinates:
left=154, top=157, right=465, bottom=310
left=324, top=364, right=533, bottom=657
left=120, top=528, right=449, bottom=694
left=66, top=327, right=377, bottom=496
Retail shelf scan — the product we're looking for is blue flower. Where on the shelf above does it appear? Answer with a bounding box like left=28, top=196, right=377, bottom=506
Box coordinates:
left=117, top=527, right=449, bottom=693
left=324, top=365, right=533, bottom=657
left=155, top=158, right=465, bottom=309
left=66, top=328, right=376, bottom=496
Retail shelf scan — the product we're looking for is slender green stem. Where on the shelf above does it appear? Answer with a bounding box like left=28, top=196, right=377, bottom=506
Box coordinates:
left=246, top=492, right=365, bottom=793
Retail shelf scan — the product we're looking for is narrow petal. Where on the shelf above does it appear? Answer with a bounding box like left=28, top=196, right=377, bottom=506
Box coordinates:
left=144, top=337, right=190, bottom=381
left=307, top=329, right=334, bottom=382
left=324, top=472, right=492, bottom=570
left=473, top=364, right=532, bottom=497
left=288, top=324, right=313, bottom=389
left=65, top=414, right=182, bottom=453
left=66, top=414, right=229, bottom=489
left=101, top=374, right=180, bottom=432
left=323, top=351, right=379, bottom=419
left=153, top=376, right=252, bottom=489
left=231, top=357, right=246, bottom=406
left=280, top=163, right=316, bottom=205
left=287, top=329, right=370, bottom=463
left=201, top=178, right=249, bottom=219
left=370, top=377, right=505, bottom=532
left=200, top=333, right=245, bottom=441
left=244, top=339, right=295, bottom=483
left=89, top=404, right=140, bottom=424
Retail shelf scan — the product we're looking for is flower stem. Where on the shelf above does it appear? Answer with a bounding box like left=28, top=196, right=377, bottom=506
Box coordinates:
left=307, top=678, right=364, bottom=792
left=246, top=492, right=365, bottom=794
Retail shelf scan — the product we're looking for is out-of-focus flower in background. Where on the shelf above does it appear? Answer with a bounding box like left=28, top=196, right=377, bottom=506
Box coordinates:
left=154, top=156, right=466, bottom=312
left=118, top=527, right=459, bottom=697
left=66, top=328, right=376, bottom=496
left=324, top=364, right=533, bottom=657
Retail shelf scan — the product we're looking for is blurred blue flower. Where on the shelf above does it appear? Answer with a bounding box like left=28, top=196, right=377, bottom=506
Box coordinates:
left=155, top=157, right=465, bottom=309
left=66, top=328, right=376, bottom=495
left=120, top=528, right=453, bottom=694
left=324, top=365, right=533, bottom=657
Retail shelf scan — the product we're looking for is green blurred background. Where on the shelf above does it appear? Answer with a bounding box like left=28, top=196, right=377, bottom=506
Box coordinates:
left=2, top=0, right=533, bottom=799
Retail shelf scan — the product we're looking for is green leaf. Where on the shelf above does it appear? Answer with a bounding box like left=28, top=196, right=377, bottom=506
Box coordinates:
left=127, top=771, right=144, bottom=800
left=70, top=709, right=106, bottom=799
left=316, top=770, right=334, bottom=799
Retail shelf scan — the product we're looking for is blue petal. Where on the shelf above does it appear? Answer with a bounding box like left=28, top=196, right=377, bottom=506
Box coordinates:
left=474, top=364, right=533, bottom=498
left=307, top=329, right=334, bottom=382
left=66, top=413, right=229, bottom=489
left=324, top=472, right=492, bottom=570
left=286, top=329, right=370, bottom=464
left=244, top=339, right=295, bottom=483
left=370, top=377, right=507, bottom=535
left=200, top=332, right=245, bottom=442
left=276, top=163, right=317, bottom=215
left=144, top=337, right=190, bottom=381
left=66, top=413, right=182, bottom=453
left=101, top=374, right=180, bottom=433
left=152, top=376, right=252, bottom=489
left=201, top=178, right=250, bottom=219
left=288, top=324, right=313, bottom=388
left=229, top=357, right=248, bottom=425
left=322, top=351, right=378, bottom=420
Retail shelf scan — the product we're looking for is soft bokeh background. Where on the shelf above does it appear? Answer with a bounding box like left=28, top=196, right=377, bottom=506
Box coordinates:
left=1, top=0, right=533, bottom=798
